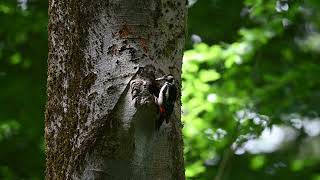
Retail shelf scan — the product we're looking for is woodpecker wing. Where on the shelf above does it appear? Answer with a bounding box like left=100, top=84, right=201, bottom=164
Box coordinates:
left=164, top=82, right=176, bottom=114
left=169, top=83, right=177, bottom=103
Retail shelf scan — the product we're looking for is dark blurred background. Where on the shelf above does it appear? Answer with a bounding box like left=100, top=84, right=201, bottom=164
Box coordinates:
left=0, top=0, right=47, bottom=179
left=1, top=0, right=320, bottom=179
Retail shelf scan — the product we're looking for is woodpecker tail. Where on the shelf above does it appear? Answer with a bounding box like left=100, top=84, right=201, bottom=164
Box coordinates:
left=155, top=114, right=165, bottom=130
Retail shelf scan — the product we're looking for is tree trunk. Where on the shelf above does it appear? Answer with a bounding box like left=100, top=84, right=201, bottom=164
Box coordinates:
left=45, top=0, right=187, bottom=179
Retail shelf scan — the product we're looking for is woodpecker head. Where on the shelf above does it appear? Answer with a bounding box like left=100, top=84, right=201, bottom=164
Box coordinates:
left=156, top=74, right=174, bottom=83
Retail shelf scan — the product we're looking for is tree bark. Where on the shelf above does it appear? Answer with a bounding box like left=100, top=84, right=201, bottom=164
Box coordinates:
left=45, top=0, right=186, bottom=179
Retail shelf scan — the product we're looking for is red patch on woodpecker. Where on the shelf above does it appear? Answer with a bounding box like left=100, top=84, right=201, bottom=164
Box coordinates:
left=160, top=106, right=166, bottom=113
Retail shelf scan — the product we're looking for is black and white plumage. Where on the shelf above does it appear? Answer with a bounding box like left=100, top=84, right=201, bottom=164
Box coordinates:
left=155, top=74, right=177, bottom=130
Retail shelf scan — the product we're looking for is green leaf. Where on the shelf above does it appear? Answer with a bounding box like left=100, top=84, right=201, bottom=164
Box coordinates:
left=10, top=53, right=22, bottom=65
left=199, top=70, right=221, bottom=82
left=250, top=155, right=266, bottom=170
left=185, top=161, right=205, bottom=178
left=0, top=4, right=12, bottom=14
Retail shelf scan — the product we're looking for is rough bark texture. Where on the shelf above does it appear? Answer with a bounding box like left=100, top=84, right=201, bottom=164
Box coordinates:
left=46, top=0, right=186, bottom=179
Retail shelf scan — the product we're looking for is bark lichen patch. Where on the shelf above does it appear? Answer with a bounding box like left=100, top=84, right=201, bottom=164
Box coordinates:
left=163, top=38, right=178, bottom=58
left=106, top=85, right=118, bottom=94
left=119, top=24, right=131, bottom=38
left=107, top=44, right=118, bottom=55
left=82, top=72, right=97, bottom=93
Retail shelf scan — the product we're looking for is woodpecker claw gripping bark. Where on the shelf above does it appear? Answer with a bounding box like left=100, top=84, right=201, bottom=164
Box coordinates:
left=155, top=74, right=177, bottom=130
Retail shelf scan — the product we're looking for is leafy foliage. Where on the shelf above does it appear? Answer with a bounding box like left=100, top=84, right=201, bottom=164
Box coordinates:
left=183, top=0, right=320, bottom=179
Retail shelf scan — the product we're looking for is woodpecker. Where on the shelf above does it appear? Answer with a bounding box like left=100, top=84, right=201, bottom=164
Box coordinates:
left=155, top=74, right=177, bottom=130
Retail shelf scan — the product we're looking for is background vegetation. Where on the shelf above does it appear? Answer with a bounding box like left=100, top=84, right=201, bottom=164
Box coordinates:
left=1, top=0, right=320, bottom=179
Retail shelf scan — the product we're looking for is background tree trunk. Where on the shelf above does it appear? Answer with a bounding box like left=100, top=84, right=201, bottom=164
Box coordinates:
left=45, top=0, right=187, bottom=179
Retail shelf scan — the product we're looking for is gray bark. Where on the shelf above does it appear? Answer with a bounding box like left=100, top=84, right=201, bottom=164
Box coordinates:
left=46, top=0, right=186, bottom=179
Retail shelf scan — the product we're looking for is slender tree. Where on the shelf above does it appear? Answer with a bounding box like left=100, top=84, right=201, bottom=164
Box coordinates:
left=45, top=0, right=187, bottom=179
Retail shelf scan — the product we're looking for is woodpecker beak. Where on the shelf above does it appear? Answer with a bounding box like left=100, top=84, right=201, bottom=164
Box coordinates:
left=155, top=76, right=165, bottom=81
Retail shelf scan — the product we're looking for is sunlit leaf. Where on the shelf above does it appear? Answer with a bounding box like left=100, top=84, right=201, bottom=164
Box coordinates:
left=250, top=155, right=266, bottom=170
left=199, top=70, right=221, bottom=82
left=185, top=161, right=205, bottom=177
left=10, top=53, right=22, bottom=65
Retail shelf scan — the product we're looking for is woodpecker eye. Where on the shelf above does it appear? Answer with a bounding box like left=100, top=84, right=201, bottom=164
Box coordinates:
left=166, top=75, right=174, bottom=82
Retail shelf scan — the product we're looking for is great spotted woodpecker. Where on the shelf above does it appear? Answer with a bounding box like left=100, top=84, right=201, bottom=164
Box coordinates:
left=155, top=74, right=177, bottom=130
